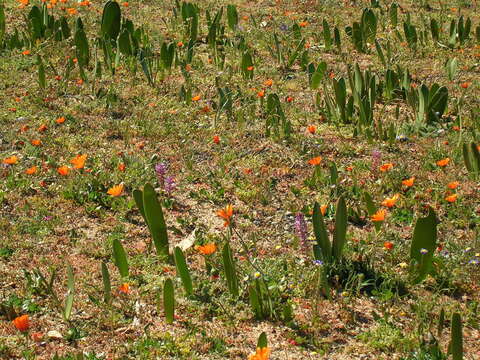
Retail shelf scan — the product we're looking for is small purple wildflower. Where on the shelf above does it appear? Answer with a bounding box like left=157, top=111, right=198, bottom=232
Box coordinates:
left=420, top=248, right=428, bottom=255
left=155, top=162, right=168, bottom=185
left=294, top=213, right=308, bottom=252
left=371, top=149, right=382, bottom=171
left=164, top=176, right=176, bottom=194
left=279, top=23, right=288, bottom=32
left=468, top=259, right=479, bottom=265
left=313, top=260, right=324, bottom=266
left=43, top=216, right=53, bottom=221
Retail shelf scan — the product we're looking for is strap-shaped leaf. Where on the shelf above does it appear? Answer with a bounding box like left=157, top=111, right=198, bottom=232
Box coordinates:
left=174, top=247, right=193, bottom=296
left=143, top=184, right=169, bottom=257
left=410, top=207, right=437, bottom=283
left=332, top=197, right=347, bottom=261
left=312, top=202, right=331, bottom=261
left=112, top=239, right=129, bottom=278
left=163, top=278, right=174, bottom=324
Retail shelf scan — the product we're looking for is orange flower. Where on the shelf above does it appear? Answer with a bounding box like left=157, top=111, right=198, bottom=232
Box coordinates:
left=70, top=154, right=87, bottom=169
left=263, top=79, right=273, bottom=87
left=3, top=156, right=18, bottom=165
left=307, top=125, right=316, bottom=134
left=198, top=243, right=217, bottom=255
left=381, top=194, right=400, bottom=208
left=118, top=283, right=130, bottom=294
left=383, top=241, right=394, bottom=250
left=286, top=96, right=294, bottom=103
left=247, top=65, right=254, bottom=71
left=308, top=156, right=322, bottom=166
left=460, top=82, right=470, bottom=89
left=38, top=124, right=47, bottom=132
left=18, top=0, right=29, bottom=8
left=107, top=184, right=124, bottom=197
left=76, top=78, right=83, bottom=85
left=445, top=194, right=457, bottom=203
left=436, top=158, right=450, bottom=167
left=257, top=90, right=265, bottom=98
left=56, top=116, right=66, bottom=124
left=217, top=204, right=233, bottom=226
left=379, top=163, right=394, bottom=172
left=122, top=1, right=129, bottom=6
left=177, top=41, right=184, bottom=48
left=12, top=315, right=29, bottom=332
left=213, top=135, right=220, bottom=144
left=31, top=139, right=42, bottom=146
left=299, top=21, right=308, bottom=27
left=371, top=209, right=386, bottom=222
left=118, top=163, right=126, bottom=172
left=248, top=347, right=270, bottom=360
left=447, top=181, right=459, bottom=190
left=25, top=166, right=38, bottom=175
left=192, top=95, right=201, bottom=101
left=402, top=177, right=415, bottom=187
left=320, top=204, right=327, bottom=216
left=66, top=7, right=77, bottom=15
left=22, top=49, right=31, bottom=55
left=57, top=166, right=70, bottom=176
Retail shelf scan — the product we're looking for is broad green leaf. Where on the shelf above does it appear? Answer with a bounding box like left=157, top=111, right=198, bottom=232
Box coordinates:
left=410, top=207, right=437, bottom=283
left=226, top=5, right=238, bottom=31
left=112, top=239, right=129, bottom=278
left=101, top=1, right=121, bottom=41
left=222, top=242, right=239, bottom=297
left=257, top=332, right=268, bottom=348
left=451, top=313, right=463, bottom=360
left=143, top=183, right=169, bottom=257
left=312, top=202, right=331, bottom=261
left=332, top=197, right=347, bottom=261
left=174, top=247, right=193, bottom=296
left=101, top=262, right=111, bottom=304
left=163, top=278, right=174, bottom=324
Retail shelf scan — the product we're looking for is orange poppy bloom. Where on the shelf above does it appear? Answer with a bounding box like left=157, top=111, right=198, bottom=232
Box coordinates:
left=213, top=135, right=220, bottom=144
left=12, top=315, right=29, bottom=332
left=107, top=184, right=124, bottom=197
left=217, top=204, right=233, bottom=226
left=66, top=8, right=77, bottom=15
left=460, top=82, right=470, bottom=89
left=70, top=154, right=87, bottom=169
left=307, top=125, right=316, bottom=134
left=198, top=243, right=217, bottom=255
left=57, top=166, right=70, bottom=176
left=3, top=156, right=18, bottom=165
left=38, top=124, right=47, bottom=132
left=56, top=116, right=66, bottom=124
left=445, top=194, right=457, bottom=203
left=248, top=347, right=270, bottom=360
left=447, top=181, right=459, bottom=190
left=402, top=177, right=415, bottom=187
left=320, top=204, right=327, bottom=216
left=21, top=125, right=29, bottom=132
left=308, top=156, right=322, bottom=166
left=286, top=96, right=294, bottom=103
left=257, top=90, right=265, bottom=98
left=25, top=166, right=38, bottom=175
left=436, top=158, right=450, bottom=167
left=299, top=21, right=308, bottom=27
left=452, top=125, right=460, bottom=131
left=122, top=1, right=129, bottom=6
left=118, top=163, right=126, bottom=172
left=381, top=194, right=400, bottom=208
left=177, top=41, right=184, bottom=48
left=263, top=79, right=273, bottom=87
left=247, top=65, right=254, bottom=71
left=31, top=139, right=42, bottom=146
left=22, top=49, right=31, bottom=56
left=371, top=209, right=386, bottom=222
left=192, top=95, right=201, bottom=101
left=118, top=283, right=130, bottom=294
left=379, top=163, right=394, bottom=172
left=383, top=241, right=394, bottom=250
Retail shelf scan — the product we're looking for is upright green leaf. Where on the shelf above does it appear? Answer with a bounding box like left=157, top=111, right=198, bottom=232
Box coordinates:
left=332, top=197, right=347, bottom=260
left=410, top=207, right=437, bottom=283
left=226, top=5, right=238, bottom=31
left=451, top=313, right=463, bottom=360
left=112, top=239, right=129, bottom=278
left=222, top=242, right=239, bottom=297
left=389, top=3, right=398, bottom=27
left=74, top=28, right=89, bottom=67
left=143, top=184, right=169, bottom=257
left=163, top=278, right=174, bottom=324
left=64, top=263, right=75, bottom=321
left=0, top=5, right=5, bottom=45
left=101, top=262, right=111, bottom=304
left=174, top=247, right=193, bottom=296
left=312, top=202, right=331, bottom=261
left=257, top=332, right=268, bottom=348
left=101, top=1, right=121, bottom=41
